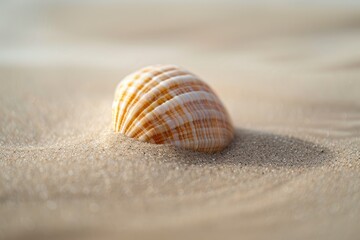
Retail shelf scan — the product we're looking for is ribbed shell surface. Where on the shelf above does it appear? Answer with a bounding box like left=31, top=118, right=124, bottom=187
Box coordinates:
left=112, top=64, right=234, bottom=152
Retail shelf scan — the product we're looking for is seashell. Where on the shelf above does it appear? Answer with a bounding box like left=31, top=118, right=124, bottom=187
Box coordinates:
left=112, top=64, right=234, bottom=153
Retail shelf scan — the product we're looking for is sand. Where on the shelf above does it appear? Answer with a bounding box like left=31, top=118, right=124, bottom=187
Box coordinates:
left=0, top=2, right=360, bottom=240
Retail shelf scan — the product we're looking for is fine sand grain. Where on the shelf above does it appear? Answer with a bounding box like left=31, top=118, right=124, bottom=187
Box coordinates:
left=0, top=3, right=360, bottom=240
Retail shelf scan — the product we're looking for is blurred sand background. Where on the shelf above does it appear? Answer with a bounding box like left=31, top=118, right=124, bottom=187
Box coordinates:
left=0, top=1, right=360, bottom=239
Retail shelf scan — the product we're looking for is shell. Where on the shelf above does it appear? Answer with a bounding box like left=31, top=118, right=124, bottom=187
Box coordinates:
left=112, top=64, right=234, bottom=152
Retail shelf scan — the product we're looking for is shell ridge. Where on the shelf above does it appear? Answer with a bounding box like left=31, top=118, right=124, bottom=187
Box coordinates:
left=126, top=90, right=224, bottom=138
left=113, top=74, right=137, bottom=130
left=115, top=71, right=154, bottom=131
left=121, top=72, right=194, bottom=133
left=132, top=92, right=229, bottom=147
left=117, top=66, right=177, bottom=132
left=119, top=67, right=191, bottom=132
left=123, top=76, right=211, bottom=135
left=116, top=65, right=178, bottom=130
left=128, top=89, right=224, bottom=136
left=152, top=109, right=230, bottom=147
left=173, top=117, right=233, bottom=152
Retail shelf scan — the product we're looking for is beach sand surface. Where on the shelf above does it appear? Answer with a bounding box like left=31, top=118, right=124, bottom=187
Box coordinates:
left=0, top=3, right=360, bottom=240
